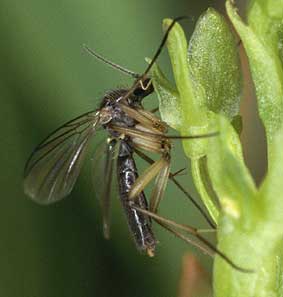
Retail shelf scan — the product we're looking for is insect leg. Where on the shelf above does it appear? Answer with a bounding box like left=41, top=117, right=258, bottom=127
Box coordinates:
left=132, top=136, right=165, bottom=154
left=111, top=124, right=218, bottom=143
left=128, top=157, right=168, bottom=200
left=171, top=167, right=187, bottom=177
left=149, top=155, right=171, bottom=214
left=119, top=103, right=167, bottom=134
left=134, top=148, right=216, bottom=229
left=109, top=124, right=166, bottom=154
left=131, top=205, right=254, bottom=273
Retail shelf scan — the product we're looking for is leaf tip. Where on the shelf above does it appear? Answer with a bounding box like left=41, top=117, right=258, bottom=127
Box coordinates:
left=162, top=18, right=173, bottom=31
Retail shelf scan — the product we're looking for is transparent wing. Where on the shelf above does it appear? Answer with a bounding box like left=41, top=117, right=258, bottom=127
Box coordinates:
left=91, top=139, right=120, bottom=239
left=24, top=111, right=100, bottom=204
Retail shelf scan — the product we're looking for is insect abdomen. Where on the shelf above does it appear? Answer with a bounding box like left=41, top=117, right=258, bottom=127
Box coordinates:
left=117, top=140, right=156, bottom=256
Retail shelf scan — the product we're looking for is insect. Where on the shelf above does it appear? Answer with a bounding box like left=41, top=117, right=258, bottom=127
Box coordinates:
left=23, top=17, right=252, bottom=272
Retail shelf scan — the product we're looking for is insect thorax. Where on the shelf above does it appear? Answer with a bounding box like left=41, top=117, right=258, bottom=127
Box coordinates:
left=99, top=89, right=142, bottom=135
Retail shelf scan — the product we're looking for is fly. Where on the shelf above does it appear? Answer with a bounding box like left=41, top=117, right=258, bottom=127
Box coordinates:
left=23, top=17, right=252, bottom=272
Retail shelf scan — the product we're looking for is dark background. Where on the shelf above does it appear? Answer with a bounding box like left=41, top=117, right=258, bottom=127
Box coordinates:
left=0, top=0, right=264, bottom=296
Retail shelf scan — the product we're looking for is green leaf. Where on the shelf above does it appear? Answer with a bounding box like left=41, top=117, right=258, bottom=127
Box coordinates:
left=150, top=5, right=283, bottom=297
left=188, top=8, right=242, bottom=120
left=157, top=12, right=242, bottom=157
left=191, top=157, right=220, bottom=223
left=207, top=116, right=258, bottom=297
left=150, top=12, right=243, bottom=222
left=187, top=8, right=243, bottom=222
left=213, top=125, right=283, bottom=297
left=149, top=60, right=182, bottom=130
left=226, top=0, right=283, bottom=162
left=279, top=28, right=283, bottom=64
left=259, top=127, right=283, bottom=224
left=161, top=18, right=210, bottom=159
left=207, top=115, right=256, bottom=226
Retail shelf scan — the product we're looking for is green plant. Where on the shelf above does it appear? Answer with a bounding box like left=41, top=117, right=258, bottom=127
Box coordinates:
left=149, top=1, right=283, bottom=296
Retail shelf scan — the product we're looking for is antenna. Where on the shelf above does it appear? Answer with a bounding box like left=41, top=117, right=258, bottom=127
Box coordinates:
left=83, top=44, right=140, bottom=78
left=142, top=16, right=189, bottom=78
left=121, top=16, right=190, bottom=102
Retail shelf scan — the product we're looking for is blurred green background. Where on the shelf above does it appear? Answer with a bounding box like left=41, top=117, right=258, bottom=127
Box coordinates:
left=0, top=0, right=264, bottom=296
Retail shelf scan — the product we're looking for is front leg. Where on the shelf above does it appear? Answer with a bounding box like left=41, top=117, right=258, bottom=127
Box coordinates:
left=128, top=157, right=169, bottom=201
left=127, top=151, right=170, bottom=216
